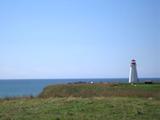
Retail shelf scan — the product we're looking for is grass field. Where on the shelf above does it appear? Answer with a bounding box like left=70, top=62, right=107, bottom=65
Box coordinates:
left=0, top=83, right=160, bottom=120
left=39, top=83, right=160, bottom=99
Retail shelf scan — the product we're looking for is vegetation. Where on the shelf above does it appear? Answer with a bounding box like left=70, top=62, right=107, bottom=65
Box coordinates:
left=0, top=97, right=160, bottom=120
left=0, top=83, right=160, bottom=120
left=39, top=83, right=160, bottom=99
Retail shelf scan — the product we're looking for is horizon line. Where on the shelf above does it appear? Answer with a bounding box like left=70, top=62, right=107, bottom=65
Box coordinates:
left=0, top=77, right=160, bottom=80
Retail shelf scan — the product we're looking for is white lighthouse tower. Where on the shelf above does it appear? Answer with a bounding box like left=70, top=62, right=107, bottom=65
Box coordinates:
left=129, top=59, right=138, bottom=83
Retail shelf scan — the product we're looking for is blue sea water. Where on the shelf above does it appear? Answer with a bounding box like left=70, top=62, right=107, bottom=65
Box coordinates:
left=0, top=78, right=159, bottom=98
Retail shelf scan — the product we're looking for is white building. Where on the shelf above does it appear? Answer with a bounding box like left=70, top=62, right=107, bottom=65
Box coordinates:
left=129, top=59, right=138, bottom=83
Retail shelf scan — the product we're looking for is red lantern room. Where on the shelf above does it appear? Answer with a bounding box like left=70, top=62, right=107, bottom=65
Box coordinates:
left=131, top=59, right=136, bottom=65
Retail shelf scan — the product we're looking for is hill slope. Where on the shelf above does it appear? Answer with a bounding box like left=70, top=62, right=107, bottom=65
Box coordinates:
left=39, top=83, right=160, bottom=99
left=0, top=83, right=160, bottom=120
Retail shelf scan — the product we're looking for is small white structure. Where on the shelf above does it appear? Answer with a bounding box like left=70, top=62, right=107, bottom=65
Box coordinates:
left=90, top=81, right=94, bottom=84
left=129, top=59, right=138, bottom=83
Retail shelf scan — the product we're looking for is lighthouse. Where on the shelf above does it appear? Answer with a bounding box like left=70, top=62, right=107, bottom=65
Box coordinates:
left=129, top=59, right=138, bottom=83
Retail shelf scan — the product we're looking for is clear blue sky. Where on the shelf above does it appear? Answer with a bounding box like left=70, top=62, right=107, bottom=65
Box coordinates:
left=0, top=0, right=159, bottom=79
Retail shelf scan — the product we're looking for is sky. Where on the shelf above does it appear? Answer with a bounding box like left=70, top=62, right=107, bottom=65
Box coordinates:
left=0, top=0, right=159, bottom=79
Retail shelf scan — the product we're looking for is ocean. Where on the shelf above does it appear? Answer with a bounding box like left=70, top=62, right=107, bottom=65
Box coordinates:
left=0, top=78, right=159, bottom=98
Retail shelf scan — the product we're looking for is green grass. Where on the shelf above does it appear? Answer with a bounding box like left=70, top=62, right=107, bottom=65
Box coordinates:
left=39, top=83, right=160, bottom=99
left=0, top=97, right=160, bottom=120
left=0, top=83, right=160, bottom=120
